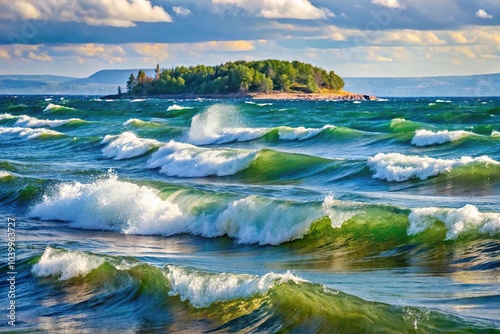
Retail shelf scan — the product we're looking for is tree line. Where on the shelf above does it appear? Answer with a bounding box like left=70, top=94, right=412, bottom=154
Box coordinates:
left=125, top=60, right=345, bottom=95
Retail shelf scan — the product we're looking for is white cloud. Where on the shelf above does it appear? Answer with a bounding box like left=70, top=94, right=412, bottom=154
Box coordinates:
left=0, top=0, right=172, bottom=27
left=212, top=0, right=334, bottom=20
left=372, top=0, right=403, bottom=9
left=28, top=51, right=52, bottom=62
left=0, top=49, right=10, bottom=59
left=173, top=6, right=192, bottom=16
left=476, top=9, right=493, bottom=19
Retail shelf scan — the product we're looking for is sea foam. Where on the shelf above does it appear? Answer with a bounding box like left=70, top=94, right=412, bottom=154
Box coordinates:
left=277, top=125, right=335, bottom=141
left=146, top=141, right=257, bottom=177
left=367, top=153, right=499, bottom=182
left=43, top=103, right=75, bottom=112
left=411, top=129, right=473, bottom=146
left=29, top=174, right=189, bottom=235
left=188, top=104, right=268, bottom=145
left=0, top=126, right=64, bottom=140
left=32, top=247, right=104, bottom=280
left=14, top=115, right=84, bottom=128
left=408, top=205, right=500, bottom=239
left=30, top=175, right=327, bottom=245
left=165, top=265, right=304, bottom=308
left=101, top=132, right=162, bottom=160
left=167, top=104, right=193, bottom=111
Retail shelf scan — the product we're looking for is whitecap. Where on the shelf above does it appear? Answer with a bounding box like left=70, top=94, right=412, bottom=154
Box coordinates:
left=367, top=153, right=499, bottom=182
left=411, top=129, right=473, bottom=146
left=101, top=132, right=161, bottom=160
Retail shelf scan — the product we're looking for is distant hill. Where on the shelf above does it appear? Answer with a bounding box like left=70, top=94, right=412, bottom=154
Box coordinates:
left=344, top=73, right=500, bottom=97
left=0, top=70, right=498, bottom=96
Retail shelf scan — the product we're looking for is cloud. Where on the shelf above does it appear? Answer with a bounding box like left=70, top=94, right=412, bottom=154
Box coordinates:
left=476, top=9, right=493, bottom=19
left=212, top=0, right=334, bottom=20
left=173, top=6, right=192, bottom=16
left=0, top=0, right=172, bottom=27
left=28, top=51, right=52, bottom=62
left=371, top=0, right=403, bottom=9
left=0, top=49, right=9, bottom=59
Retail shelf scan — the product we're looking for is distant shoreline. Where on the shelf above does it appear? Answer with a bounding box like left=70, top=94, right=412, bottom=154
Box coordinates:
left=102, top=91, right=377, bottom=101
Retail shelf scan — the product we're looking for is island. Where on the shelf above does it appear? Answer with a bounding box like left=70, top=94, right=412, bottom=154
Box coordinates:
left=105, top=60, right=375, bottom=101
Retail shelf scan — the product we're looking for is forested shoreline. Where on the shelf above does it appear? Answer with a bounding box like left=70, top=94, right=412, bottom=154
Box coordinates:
left=125, top=60, right=345, bottom=96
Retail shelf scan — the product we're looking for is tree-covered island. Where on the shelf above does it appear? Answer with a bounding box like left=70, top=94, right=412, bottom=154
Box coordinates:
left=125, top=59, right=347, bottom=96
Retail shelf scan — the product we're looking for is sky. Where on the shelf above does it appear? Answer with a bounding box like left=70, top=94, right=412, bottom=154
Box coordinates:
left=0, top=0, right=499, bottom=78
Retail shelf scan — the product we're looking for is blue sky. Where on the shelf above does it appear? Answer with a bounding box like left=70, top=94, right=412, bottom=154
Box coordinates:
left=0, top=0, right=499, bottom=78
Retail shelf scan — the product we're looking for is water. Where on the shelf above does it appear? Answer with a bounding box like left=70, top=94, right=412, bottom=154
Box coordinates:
left=0, top=96, right=499, bottom=333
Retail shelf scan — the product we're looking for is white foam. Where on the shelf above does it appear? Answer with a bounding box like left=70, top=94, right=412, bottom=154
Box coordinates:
left=14, top=115, right=83, bottom=128
left=29, top=174, right=189, bottom=235
left=188, top=104, right=268, bottom=145
left=0, top=171, right=11, bottom=178
left=43, top=103, right=74, bottom=112
left=367, top=153, right=499, bottom=182
left=101, top=132, right=161, bottom=160
left=0, top=126, right=63, bottom=140
left=146, top=141, right=257, bottom=177
left=165, top=265, right=305, bottom=308
left=436, top=99, right=451, bottom=103
left=322, top=195, right=364, bottom=228
left=167, top=104, right=193, bottom=111
left=277, top=125, right=334, bottom=141
left=408, top=205, right=500, bottom=239
left=130, top=99, right=146, bottom=102
left=492, top=130, right=500, bottom=137
left=122, top=118, right=159, bottom=127
left=214, top=196, right=322, bottom=245
left=411, top=129, right=473, bottom=146
left=0, top=113, right=15, bottom=120
left=32, top=247, right=104, bottom=280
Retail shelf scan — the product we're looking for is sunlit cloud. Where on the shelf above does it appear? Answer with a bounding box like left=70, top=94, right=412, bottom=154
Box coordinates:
left=0, top=0, right=172, bottom=27
left=476, top=9, right=493, bottom=20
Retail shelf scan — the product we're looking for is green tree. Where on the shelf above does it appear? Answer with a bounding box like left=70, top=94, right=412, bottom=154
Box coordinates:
left=126, top=73, right=136, bottom=93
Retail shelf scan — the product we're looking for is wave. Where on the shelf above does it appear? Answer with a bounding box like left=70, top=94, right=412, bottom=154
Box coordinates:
left=367, top=153, right=500, bottom=182
left=30, top=247, right=496, bottom=332
left=29, top=175, right=499, bottom=246
left=101, top=132, right=162, bottom=160
left=188, top=104, right=354, bottom=145
left=492, top=130, right=500, bottom=137
left=13, top=115, right=87, bottom=128
left=122, top=118, right=161, bottom=128
left=146, top=141, right=258, bottom=177
left=0, top=126, right=65, bottom=140
left=411, top=129, right=474, bottom=146
left=389, top=118, right=425, bottom=133
left=165, top=265, right=301, bottom=308
left=32, top=246, right=105, bottom=280
left=245, top=101, right=273, bottom=106
left=43, top=103, right=76, bottom=112
left=167, top=104, right=194, bottom=111
left=0, top=171, right=12, bottom=178
left=409, top=205, right=500, bottom=240
left=0, top=113, right=15, bottom=120
left=130, top=99, right=146, bottom=102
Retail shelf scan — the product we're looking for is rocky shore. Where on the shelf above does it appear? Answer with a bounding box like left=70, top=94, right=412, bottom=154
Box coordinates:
left=102, top=91, right=376, bottom=101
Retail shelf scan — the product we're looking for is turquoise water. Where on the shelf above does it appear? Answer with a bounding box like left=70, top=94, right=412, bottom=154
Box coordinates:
left=0, top=96, right=499, bottom=332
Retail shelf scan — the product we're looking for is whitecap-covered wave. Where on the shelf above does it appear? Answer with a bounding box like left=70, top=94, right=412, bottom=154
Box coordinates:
left=43, top=103, right=75, bottom=112
left=14, top=115, right=85, bottom=128
left=277, top=125, right=335, bottom=141
left=167, top=104, right=193, bottom=111
left=411, top=129, right=473, bottom=146
left=0, top=126, right=64, bottom=140
left=101, top=132, right=162, bottom=160
left=492, top=130, right=500, bottom=137
left=30, top=175, right=326, bottom=245
left=367, top=153, right=499, bottom=182
left=122, top=118, right=160, bottom=127
left=32, top=247, right=104, bottom=280
left=409, top=205, right=500, bottom=239
left=0, top=171, right=11, bottom=178
left=188, top=104, right=337, bottom=144
left=146, top=141, right=257, bottom=177
left=165, top=266, right=303, bottom=308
